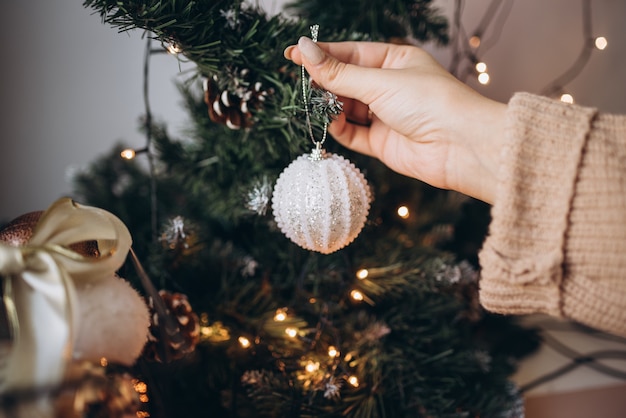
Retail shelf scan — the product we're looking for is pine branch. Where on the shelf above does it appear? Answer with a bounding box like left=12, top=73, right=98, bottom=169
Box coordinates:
left=284, top=0, right=449, bottom=44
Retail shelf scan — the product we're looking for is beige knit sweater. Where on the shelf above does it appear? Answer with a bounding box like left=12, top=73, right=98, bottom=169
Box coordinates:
left=478, top=92, right=626, bottom=338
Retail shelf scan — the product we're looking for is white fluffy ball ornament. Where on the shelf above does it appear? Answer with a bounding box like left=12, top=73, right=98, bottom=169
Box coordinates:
left=73, top=275, right=150, bottom=366
left=272, top=147, right=371, bottom=254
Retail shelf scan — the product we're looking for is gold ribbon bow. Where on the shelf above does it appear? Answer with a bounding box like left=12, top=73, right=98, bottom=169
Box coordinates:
left=0, top=198, right=132, bottom=393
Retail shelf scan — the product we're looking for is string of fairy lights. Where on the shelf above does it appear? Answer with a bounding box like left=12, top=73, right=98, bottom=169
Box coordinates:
left=120, top=0, right=613, bottom=241
left=450, top=0, right=608, bottom=104
left=195, top=264, right=399, bottom=392
left=114, top=0, right=623, bottom=399
left=198, top=305, right=365, bottom=390
left=116, top=34, right=370, bottom=400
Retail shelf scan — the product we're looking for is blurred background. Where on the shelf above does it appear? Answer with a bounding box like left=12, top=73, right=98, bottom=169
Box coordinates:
left=3, top=0, right=626, bottom=223
left=1, top=0, right=626, bottom=414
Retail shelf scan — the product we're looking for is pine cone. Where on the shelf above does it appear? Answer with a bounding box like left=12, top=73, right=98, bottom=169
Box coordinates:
left=143, top=290, right=200, bottom=362
left=203, top=69, right=273, bottom=129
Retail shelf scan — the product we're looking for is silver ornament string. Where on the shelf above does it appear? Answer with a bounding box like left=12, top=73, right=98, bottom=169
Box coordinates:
left=302, top=24, right=328, bottom=161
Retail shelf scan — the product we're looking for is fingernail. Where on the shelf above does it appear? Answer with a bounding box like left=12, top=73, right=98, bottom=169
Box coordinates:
left=283, top=45, right=296, bottom=60
left=298, top=36, right=324, bottom=65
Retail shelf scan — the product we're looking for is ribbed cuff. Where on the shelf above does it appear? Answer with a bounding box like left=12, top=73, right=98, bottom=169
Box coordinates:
left=561, top=276, right=626, bottom=337
left=478, top=92, right=597, bottom=317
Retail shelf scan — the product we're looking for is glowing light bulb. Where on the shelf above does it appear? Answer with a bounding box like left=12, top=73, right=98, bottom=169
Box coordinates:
left=469, top=35, right=481, bottom=48
left=475, top=62, right=487, bottom=73
left=477, top=72, right=490, bottom=85
left=120, top=148, right=136, bottom=160
left=166, top=43, right=182, bottom=54
left=356, top=269, right=369, bottom=280
left=309, top=297, right=317, bottom=304
left=238, top=336, right=251, bottom=348
left=133, top=380, right=148, bottom=394
left=285, top=327, right=298, bottom=338
left=560, top=93, right=574, bottom=104
left=595, top=36, right=607, bottom=50
left=328, top=346, right=339, bottom=357
left=274, top=308, right=287, bottom=322
left=350, top=290, right=364, bottom=301
left=305, top=361, right=320, bottom=373
left=397, top=206, right=410, bottom=219
left=347, top=375, right=359, bottom=387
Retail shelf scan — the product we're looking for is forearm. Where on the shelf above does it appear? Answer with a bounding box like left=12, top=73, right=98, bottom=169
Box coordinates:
left=445, top=87, right=507, bottom=204
left=479, top=92, right=626, bottom=337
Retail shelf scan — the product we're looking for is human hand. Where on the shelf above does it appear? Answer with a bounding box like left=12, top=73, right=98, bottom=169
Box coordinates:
left=284, top=37, right=506, bottom=204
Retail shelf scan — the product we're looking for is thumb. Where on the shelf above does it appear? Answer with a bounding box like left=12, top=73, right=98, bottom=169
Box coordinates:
left=295, top=37, right=381, bottom=105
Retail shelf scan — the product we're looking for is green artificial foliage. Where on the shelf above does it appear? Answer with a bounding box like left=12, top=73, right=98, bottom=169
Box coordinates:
left=64, top=1, right=542, bottom=417
left=284, top=0, right=449, bottom=44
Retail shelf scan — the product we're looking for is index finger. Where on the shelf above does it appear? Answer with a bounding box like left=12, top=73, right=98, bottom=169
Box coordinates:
left=286, top=40, right=415, bottom=70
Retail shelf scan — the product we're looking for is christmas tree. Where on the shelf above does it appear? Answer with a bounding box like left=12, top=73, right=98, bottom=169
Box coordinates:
left=30, top=0, right=540, bottom=416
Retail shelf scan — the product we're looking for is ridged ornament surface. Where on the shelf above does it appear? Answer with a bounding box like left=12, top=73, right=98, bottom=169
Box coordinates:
left=272, top=152, right=371, bottom=254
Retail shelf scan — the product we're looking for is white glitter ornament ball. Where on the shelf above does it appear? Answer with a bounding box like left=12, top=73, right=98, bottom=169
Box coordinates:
left=272, top=150, right=371, bottom=254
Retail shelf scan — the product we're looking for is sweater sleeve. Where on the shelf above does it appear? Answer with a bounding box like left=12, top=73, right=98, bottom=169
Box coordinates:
left=478, top=92, right=626, bottom=337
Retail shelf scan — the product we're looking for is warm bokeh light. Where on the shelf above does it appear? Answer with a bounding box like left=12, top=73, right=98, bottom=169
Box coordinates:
left=397, top=206, right=410, bottom=219
left=475, top=62, right=487, bottom=73
left=356, top=269, right=369, bottom=279
left=285, top=327, right=298, bottom=338
left=469, top=35, right=481, bottom=48
left=328, top=346, right=339, bottom=357
left=199, top=321, right=231, bottom=342
left=350, top=290, right=364, bottom=301
left=133, top=380, right=148, bottom=394
left=305, top=361, right=320, bottom=373
left=595, top=36, right=608, bottom=50
left=477, top=72, right=490, bottom=85
left=274, top=308, right=287, bottom=322
left=120, top=148, right=136, bottom=160
left=166, top=43, right=182, bottom=54
left=560, top=93, right=574, bottom=104
left=100, top=357, right=108, bottom=367
left=238, top=336, right=251, bottom=348
left=347, top=375, right=359, bottom=387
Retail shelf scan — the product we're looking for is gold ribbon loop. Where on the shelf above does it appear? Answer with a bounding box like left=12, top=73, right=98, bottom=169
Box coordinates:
left=0, top=198, right=132, bottom=393
left=0, top=245, right=25, bottom=276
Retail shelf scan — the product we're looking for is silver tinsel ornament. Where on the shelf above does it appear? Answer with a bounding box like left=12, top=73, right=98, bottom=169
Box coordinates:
left=245, top=175, right=273, bottom=215
left=160, top=215, right=193, bottom=249
left=272, top=146, right=371, bottom=254
left=273, top=24, right=371, bottom=254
